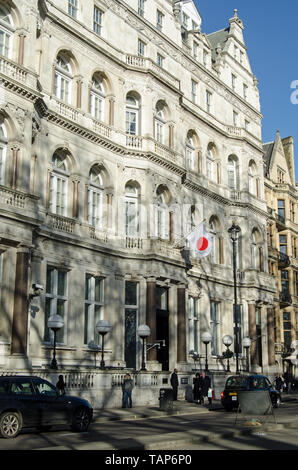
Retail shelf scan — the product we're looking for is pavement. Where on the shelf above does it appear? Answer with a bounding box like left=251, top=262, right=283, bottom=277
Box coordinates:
left=76, top=392, right=298, bottom=450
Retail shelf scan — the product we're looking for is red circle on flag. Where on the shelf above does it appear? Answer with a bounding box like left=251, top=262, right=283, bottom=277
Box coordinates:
left=197, top=237, right=208, bottom=251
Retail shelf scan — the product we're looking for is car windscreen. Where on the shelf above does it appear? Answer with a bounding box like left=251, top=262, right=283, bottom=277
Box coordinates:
left=225, top=376, right=248, bottom=389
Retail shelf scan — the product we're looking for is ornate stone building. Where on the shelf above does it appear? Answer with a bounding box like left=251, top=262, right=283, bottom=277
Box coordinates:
left=0, top=0, right=283, bottom=401
left=264, top=131, right=298, bottom=377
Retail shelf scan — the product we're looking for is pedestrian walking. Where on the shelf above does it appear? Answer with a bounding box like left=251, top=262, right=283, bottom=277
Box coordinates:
left=274, top=373, right=284, bottom=395
left=170, top=368, right=179, bottom=401
left=56, top=375, right=66, bottom=395
left=122, top=373, right=134, bottom=408
left=207, top=387, right=214, bottom=411
left=193, top=373, right=201, bottom=403
left=201, top=372, right=211, bottom=405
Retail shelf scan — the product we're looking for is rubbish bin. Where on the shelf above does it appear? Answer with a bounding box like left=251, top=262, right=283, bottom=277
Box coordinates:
left=159, top=388, right=173, bottom=411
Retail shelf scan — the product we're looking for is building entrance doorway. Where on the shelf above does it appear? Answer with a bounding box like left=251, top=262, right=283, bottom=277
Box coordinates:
left=156, top=309, right=169, bottom=371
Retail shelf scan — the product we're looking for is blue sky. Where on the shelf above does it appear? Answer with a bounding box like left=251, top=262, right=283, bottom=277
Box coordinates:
left=195, top=0, right=298, bottom=182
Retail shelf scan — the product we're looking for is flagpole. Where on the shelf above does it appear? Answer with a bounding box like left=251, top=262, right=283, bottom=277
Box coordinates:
left=173, top=218, right=207, bottom=248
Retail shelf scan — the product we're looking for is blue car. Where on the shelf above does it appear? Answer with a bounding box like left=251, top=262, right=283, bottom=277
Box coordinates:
left=221, top=374, right=281, bottom=411
left=0, top=376, right=93, bottom=438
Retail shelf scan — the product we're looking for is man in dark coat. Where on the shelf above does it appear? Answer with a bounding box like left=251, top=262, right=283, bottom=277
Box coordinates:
left=170, top=368, right=179, bottom=401
left=201, top=373, right=211, bottom=404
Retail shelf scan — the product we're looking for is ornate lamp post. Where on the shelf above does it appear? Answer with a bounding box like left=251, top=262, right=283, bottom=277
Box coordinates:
left=96, top=320, right=112, bottom=369
left=201, top=331, right=212, bottom=373
left=228, top=221, right=241, bottom=374
left=137, top=325, right=151, bottom=371
left=47, top=314, right=64, bottom=369
left=222, top=335, right=233, bottom=372
left=243, top=337, right=251, bottom=372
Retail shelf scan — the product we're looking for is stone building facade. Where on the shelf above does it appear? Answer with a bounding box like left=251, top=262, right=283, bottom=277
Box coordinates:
left=264, top=131, right=298, bottom=377
left=0, top=0, right=281, bottom=394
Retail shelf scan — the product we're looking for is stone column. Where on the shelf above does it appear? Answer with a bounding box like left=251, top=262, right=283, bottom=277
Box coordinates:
left=267, top=306, right=275, bottom=366
left=107, top=193, right=113, bottom=230
left=177, top=284, right=186, bottom=363
left=146, top=277, right=157, bottom=361
left=18, top=33, right=25, bottom=66
left=11, top=246, right=30, bottom=356
left=72, top=179, right=79, bottom=218
left=248, top=302, right=258, bottom=366
left=109, top=98, right=115, bottom=126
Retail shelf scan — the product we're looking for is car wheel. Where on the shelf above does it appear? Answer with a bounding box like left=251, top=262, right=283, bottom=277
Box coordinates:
left=0, top=412, right=22, bottom=439
left=71, top=407, right=91, bottom=432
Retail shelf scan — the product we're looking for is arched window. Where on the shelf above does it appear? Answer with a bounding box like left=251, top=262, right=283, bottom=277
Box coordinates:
left=156, top=186, right=170, bottom=239
left=90, top=74, right=105, bottom=121
left=0, top=122, right=7, bottom=185
left=227, top=155, right=239, bottom=190
left=0, top=5, right=14, bottom=58
left=209, top=216, right=224, bottom=264
left=248, top=160, right=257, bottom=195
left=155, top=102, right=166, bottom=144
left=187, top=205, right=199, bottom=235
left=126, top=93, right=140, bottom=135
left=207, top=147, right=214, bottom=181
left=49, top=150, right=69, bottom=216
left=125, top=182, right=139, bottom=236
left=251, top=229, right=264, bottom=271
left=88, top=166, right=103, bottom=228
left=54, top=53, right=72, bottom=103
left=186, top=133, right=195, bottom=171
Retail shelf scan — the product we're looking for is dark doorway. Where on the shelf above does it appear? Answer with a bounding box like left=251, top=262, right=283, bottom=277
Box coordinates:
left=125, top=309, right=137, bottom=369
left=156, top=309, right=169, bottom=371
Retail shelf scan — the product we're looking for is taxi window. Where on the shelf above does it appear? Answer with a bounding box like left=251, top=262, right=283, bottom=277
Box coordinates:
left=11, top=380, right=34, bottom=395
left=226, top=376, right=248, bottom=389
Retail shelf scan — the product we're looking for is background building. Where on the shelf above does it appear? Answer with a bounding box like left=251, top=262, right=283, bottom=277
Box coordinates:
left=0, top=0, right=292, bottom=405
left=264, top=131, right=298, bottom=378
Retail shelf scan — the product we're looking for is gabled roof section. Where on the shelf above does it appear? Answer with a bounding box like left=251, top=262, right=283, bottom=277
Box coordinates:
left=207, top=28, right=229, bottom=61
left=263, top=141, right=275, bottom=174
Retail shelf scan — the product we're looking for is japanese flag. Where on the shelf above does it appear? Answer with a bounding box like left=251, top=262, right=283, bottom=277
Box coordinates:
left=186, top=223, right=213, bottom=258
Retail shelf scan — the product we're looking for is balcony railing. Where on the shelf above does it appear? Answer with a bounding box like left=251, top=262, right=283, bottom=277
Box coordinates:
left=0, top=55, right=27, bottom=84
left=47, top=214, right=76, bottom=234
left=0, top=186, right=27, bottom=209
left=278, top=252, right=290, bottom=268
left=280, top=291, right=292, bottom=305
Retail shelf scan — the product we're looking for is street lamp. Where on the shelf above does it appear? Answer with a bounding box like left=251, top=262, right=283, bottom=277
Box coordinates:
left=228, top=221, right=241, bottom=374
left=47, top=314, right=64, bottom=369
left=137, top=325, right=151, bottom=371
left=96, top=320, right=112, bottom=369
left=243, top=337, right=251, bottom=372
left=201, top=331, right=212, bottom=373
left=222, top=335, right=233, bottom=372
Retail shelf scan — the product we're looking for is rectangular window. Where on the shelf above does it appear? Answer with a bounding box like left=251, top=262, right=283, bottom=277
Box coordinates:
left=210, top=301, right=220, bottom=355
left=90, top=92, right=103, bottom=120
left=206, top=90, right=212, bottom=113
left=157, top=53, right=164, bottom=68
left=126, top=110, right=137, bottom=135
left=87, top=188, right=102, bottom=228
left=244, top=120, right=250, bottom=131
left=191, top=79, right=197, bottom=103
left=84, top=274, right=104, bottom=346
left=182, top=13, right=189, bottom=29
left=156, top=286, right=168, bottom=310
left=283, top=312, right=291, bottom=347
left=68, top=0, right=78, bottom=18
left=233, top=111, right=238, bottom=127
left=278, top=200, right=285, bottom=223
left=138, top=39, right=145, bottom=57
left=193, top=42, right=198, bottom=60
left=93, top=7, right=102, bottom=35
left=44, top=267, right=67, bottom=343
left=240, top=51, right=244, bottom=64
left=125, top=199, right=138, bottom=236
left=138, top=0, right=145, bottom=17
left=54, top=73, right=70, bottom=103
left=279, top=234, right=287, bottom=255
left=156, top=10, right=163, bottom=30
left=49, top=173, right=67, bottom=216
left=192, top=21, right=198, bottom=30
left=0, top=29, right=11, bottom=57
left=290, top=201, right=295, bottom=222
left=203, top=50, right=208, bottom=67
left=188, top=297, right=199, bottom=354
left=231, top=74, right=236, bottom=91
